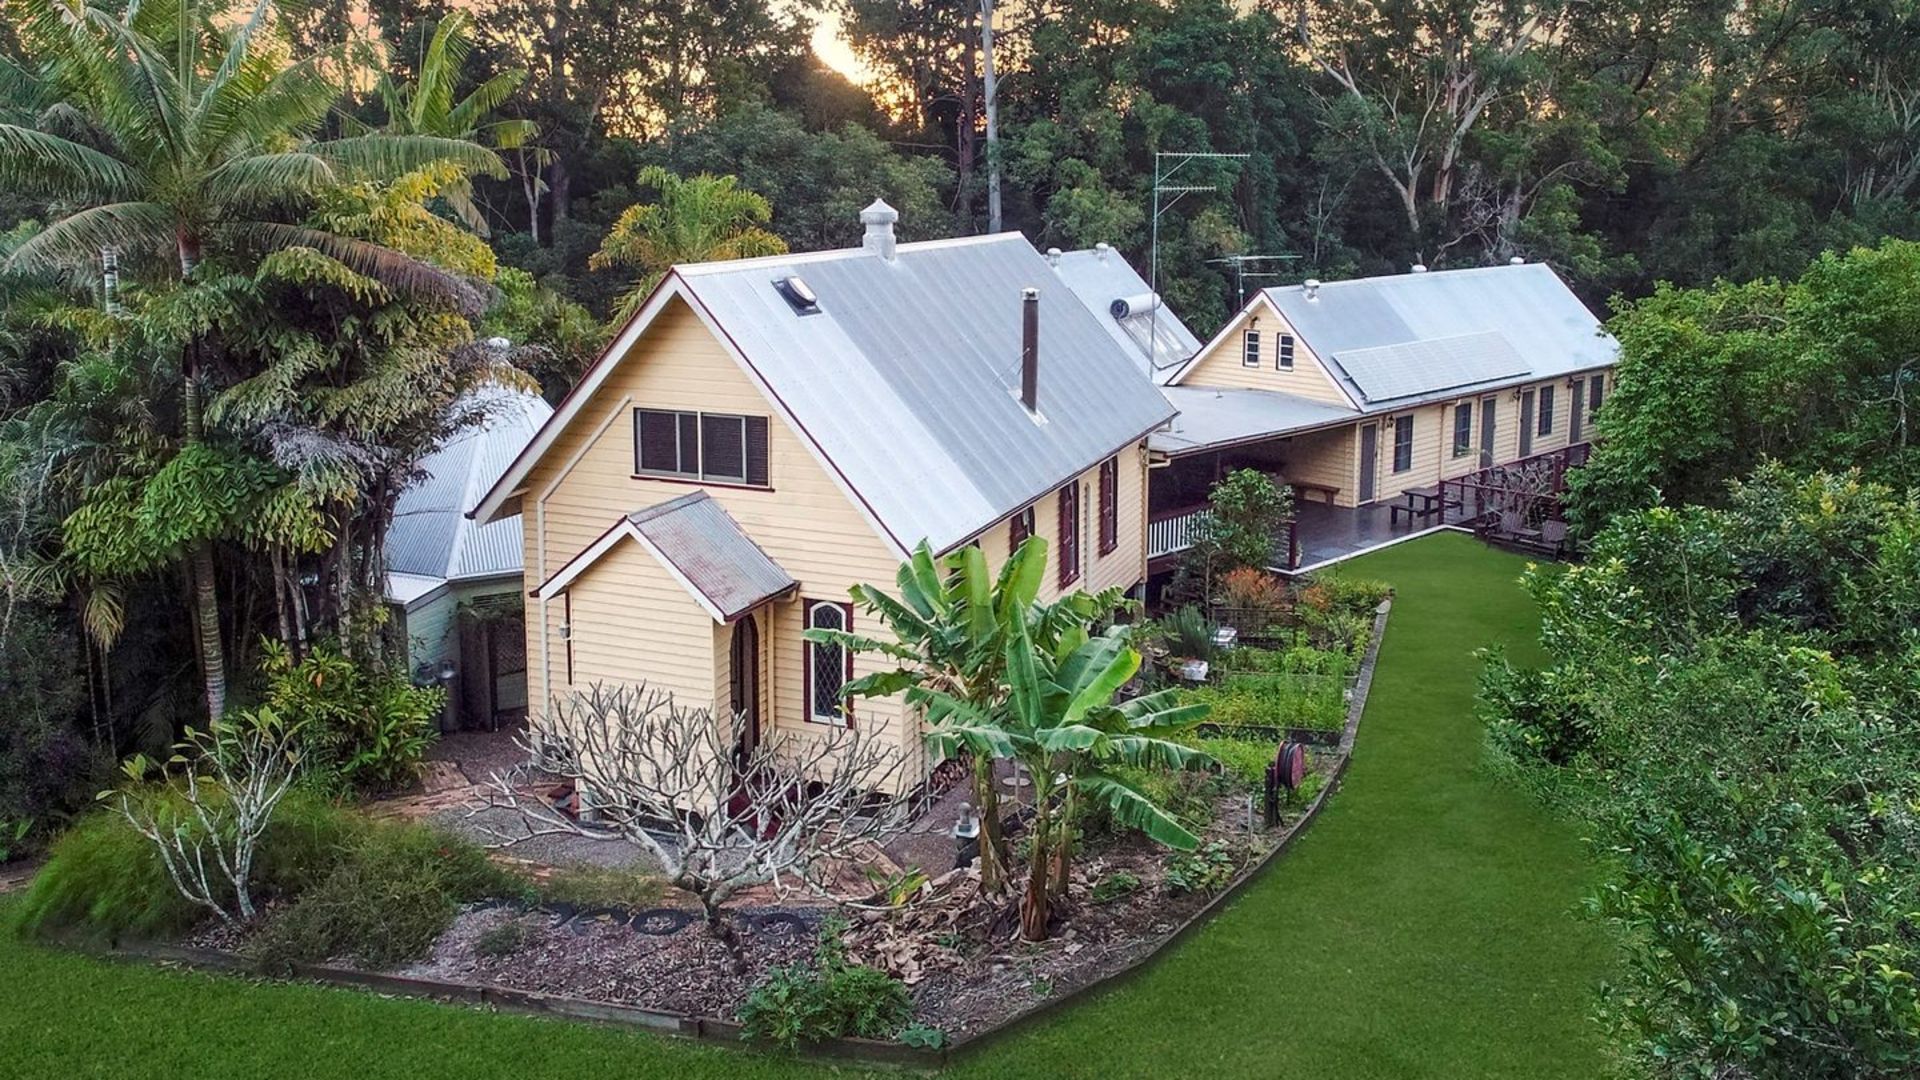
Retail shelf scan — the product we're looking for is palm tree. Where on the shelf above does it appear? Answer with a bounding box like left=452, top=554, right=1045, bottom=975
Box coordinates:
left=0, top=0, right=503, bottom=719
left=590, top=166, right=787, bottom=320
left=371, top=11, right=537, bottom=236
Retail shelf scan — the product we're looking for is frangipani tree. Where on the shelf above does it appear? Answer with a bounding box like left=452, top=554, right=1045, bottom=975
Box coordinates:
left=926, top=618, right=1212, bottom=941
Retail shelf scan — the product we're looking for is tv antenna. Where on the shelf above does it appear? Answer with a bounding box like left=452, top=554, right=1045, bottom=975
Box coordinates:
left=1148, top=151, right=1249, bottom=370
left=1207, top=253, right=1301, bottom=305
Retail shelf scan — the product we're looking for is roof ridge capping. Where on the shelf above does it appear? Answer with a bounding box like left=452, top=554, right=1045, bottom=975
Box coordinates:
left=672, top=230, right=1028, bottom=277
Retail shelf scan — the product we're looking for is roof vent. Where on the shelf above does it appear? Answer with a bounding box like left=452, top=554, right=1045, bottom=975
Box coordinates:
left=1094, top=242, right=1111, bottom=262
left=860, top=198, right=898, bottom=261
left=1047, top=247, right=1062, bottom=267
left=774, top=275, right=820, bottom=314
left=1410, top=263, right=1428, bottom=273
left=1509, top=256, right=1525, bottom=265
left=1303, top=278, right=1321, bottom=301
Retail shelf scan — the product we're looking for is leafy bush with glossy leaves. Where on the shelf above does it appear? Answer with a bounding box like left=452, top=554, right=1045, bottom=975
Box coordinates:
left=738, top=922, right=913, bottom=1050
left=259, top=642, right=442, bottom=794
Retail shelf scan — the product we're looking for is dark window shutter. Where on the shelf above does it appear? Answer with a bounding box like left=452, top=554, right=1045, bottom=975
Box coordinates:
left=744, top=416, right=770, bottom=486
left=1098, top=458, right=1118, bottom=556
left=1010, top=506, right=1032, bottom=554
left=1058, top=484, right=1079, bottom=587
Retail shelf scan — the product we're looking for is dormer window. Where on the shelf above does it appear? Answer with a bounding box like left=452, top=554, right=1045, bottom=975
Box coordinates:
left=774, top=275, right=820, bottom=315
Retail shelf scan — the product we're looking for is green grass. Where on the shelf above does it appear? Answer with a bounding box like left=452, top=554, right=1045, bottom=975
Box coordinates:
left=0, top=533, right=1611, bottom=1079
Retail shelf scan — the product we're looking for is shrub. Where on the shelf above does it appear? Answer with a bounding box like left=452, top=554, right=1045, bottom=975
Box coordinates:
left=0, top=605, right=104, bottom=852
left=473, top=921, right=528, bottom=958
left=10, top=786, right=355, bottom=941
left=1217, top=567, right=1289, bottom=631
left=1076, top=765, right=1218, bottom=841
left=259, top=642, right=442, bottom=794
left=1160, top=605, right=1217, bottom=663
left=1186, top=677, right=1345, bottom=731
left=250, top=821, right=529, bottom=971
left=1189, top=736, right=1280, bottom=788
left=1165, top=841, right=1238, bottom=896
left=738, top=923, right=913, bottom=1050
left=538, top=862, right=665, bottom=910
left=1090, top=870, right=1142, bottom=903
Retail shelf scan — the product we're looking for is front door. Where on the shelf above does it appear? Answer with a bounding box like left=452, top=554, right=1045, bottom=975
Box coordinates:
left=1569, top=378, right=1586, bottom=442
left=1358, top=423, right=1378, bottom=502
left=728, top=612, right=760, bottom=769
left=1479, top=398, right=1498, bottom=467
left=1518, top=389, right=1535, bottom=458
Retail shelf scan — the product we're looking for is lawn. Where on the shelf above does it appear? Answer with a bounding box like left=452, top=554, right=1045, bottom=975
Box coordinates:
left=0, top=532, right=1612, bottom=1079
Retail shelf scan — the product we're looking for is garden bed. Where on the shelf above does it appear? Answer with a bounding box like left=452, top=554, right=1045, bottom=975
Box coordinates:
left=55, top=595, right=1392, bottom=1066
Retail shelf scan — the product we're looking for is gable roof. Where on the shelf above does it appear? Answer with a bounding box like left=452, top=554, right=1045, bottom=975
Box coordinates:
left=473, top=232, right=1175, bottom=556
left=1171, top=262, right=1616, bottom=410
left=384, top=386, right=552, bottom=609
left=1048, top=245, right=1201, bottom=383
left=531, top=492, right=797, bottom=622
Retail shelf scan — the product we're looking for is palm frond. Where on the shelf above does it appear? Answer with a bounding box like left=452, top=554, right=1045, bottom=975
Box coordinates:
left=6, top=202, right=173, bottom=272
left=312, top=133, right=506, bottom=182
left=448, top=71, right=530, bottom=137
left=0, top=123, right=143, bottom=199
left=245, top=222, right=487, bottom=315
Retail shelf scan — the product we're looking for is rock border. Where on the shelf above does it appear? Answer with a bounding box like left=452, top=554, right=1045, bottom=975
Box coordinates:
left=70, top=597, right=1394, bottom=1071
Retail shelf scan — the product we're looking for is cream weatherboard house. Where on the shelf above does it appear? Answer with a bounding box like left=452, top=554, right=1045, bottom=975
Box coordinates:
left=1147, top=261, right=1619, bottom=571
left=469, top=202, right=1175, bottom=790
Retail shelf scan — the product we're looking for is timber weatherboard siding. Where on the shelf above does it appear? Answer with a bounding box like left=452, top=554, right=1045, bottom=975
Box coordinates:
left=1177, top=296, right=1355, bottom=406
left=520, top=296, right=1151, bottom=791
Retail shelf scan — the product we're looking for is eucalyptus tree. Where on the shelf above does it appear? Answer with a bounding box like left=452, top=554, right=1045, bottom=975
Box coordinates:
left=0, top=0, right=502, bottom=718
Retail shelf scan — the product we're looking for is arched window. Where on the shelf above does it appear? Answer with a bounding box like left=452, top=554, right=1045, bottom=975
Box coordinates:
left=804, top=600, right=853, bottom=726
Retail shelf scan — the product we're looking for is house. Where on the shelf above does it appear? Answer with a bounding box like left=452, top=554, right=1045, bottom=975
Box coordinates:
left=1150, top=262, right=1618, bottom=572
left=386, top=386, right=552, bottom=729
left=469, top=201, right=1175, bottom=793
left=1046, top=243, right=1201, bottom=382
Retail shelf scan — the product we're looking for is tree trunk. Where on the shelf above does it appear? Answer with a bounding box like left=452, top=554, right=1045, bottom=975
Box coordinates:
left=1050, top=788, right=1075, bottom=899
left=702, top=895, right=748, bottom=974
left=973, top=755, right=1005, bottom=892
left=1020, top=798, right=1051, bottom=941
left=191, top=541, right=227, bottom=719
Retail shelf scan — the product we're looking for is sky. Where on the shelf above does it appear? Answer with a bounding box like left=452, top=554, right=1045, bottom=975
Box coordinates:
left=810, top=12, right=872, bottom=83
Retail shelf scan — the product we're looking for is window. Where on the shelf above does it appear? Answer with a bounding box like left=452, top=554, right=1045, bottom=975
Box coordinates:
left=1241, top=328, right=1261, bottom=367
left=1097, top=457, right=1119, bottom=556
left=1057, top=482, right=1081, bottom=587
left=804, top=600, right=853, bottom=726
left=634, top=408, right=769, bottom=486
left=1277, top=333, right=1296, bottom=370
left=1589, top=374, right=1605, bottom=416
left=1452, top=404, right=1473, bottom=457
left=1009, top=504, right=1035, bottom=554
left=1391, top=415, right=1414, bottom=473
left=1537, top=385, right=1555, bottom=436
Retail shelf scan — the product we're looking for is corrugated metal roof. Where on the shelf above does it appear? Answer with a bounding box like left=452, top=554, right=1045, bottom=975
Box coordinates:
left=677, top=233, right=1176, bottom=552
left=627, top=492, right=797, bottom=621
left=1334, top=331, right=1530, bottom=404
left=1150, top=386, right=1359, bottom=456
left=385, top=387, right=552, bottom=606
left=1252, top=263, right=1616, bottom=409
left=1048, top=247, right=1200, bottom=383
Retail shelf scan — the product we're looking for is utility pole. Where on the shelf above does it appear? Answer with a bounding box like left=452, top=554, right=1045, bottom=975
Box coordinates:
left=1148, top=150, right=1249, bottom=370
left=982, top=0, right=1002, bottom=233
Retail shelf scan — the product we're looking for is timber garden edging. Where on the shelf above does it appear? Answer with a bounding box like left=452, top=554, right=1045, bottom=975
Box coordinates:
left=65, top=596, right=1395, bottom=1071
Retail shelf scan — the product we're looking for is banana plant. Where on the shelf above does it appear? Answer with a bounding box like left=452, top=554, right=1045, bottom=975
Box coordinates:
left=924, top=618, right=1213, bottom=941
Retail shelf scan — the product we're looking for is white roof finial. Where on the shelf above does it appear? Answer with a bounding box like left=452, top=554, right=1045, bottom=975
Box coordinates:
left=861, top=198, right=899, bottom=261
